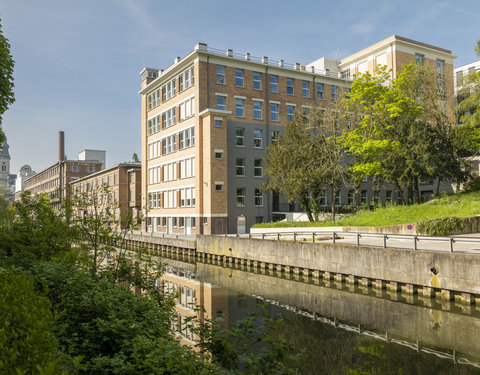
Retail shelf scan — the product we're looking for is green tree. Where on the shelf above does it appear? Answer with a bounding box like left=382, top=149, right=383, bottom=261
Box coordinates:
left=0, top=191, right=73, bottom=267
left=263, top=115, right=322, bottom=221
left=0, top=19, right=15, bottom=145
left=0, top=268, right=68, bottom=374
left=342, top=63, right=469, bottom=204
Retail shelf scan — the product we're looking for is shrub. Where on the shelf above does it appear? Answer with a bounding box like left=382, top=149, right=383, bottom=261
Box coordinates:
left=417, top=216, right=466, bottom=236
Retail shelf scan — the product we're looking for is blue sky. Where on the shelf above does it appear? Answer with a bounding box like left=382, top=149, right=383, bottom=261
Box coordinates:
left=1, top=0, right=479, bottom=173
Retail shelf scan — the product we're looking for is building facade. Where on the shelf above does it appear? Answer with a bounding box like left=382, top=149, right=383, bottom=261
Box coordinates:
left=0, top=138, right=18, bottom=202
left=14, top=164, right=36, bottom=201
left=140, top=36, right=456, bottom=234
left=70, top=163, right=141, bottom=227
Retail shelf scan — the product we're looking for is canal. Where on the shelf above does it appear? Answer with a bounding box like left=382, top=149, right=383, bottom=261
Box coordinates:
left=157, top=251, right=480, bottom=374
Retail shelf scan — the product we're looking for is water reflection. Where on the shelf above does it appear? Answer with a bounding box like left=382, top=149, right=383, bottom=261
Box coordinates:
left=157, top=252, right=480, bottom=374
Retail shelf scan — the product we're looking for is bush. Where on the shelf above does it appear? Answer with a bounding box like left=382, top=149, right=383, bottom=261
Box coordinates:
left=417, top=216, right=466, bottom=236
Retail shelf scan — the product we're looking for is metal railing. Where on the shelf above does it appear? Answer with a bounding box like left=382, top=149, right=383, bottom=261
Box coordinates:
left=226, top=231, right=480, bottom=254
left=204, top=46, right=352, bottom=81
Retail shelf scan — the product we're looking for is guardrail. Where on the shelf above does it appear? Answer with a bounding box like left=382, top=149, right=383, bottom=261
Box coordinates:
left=224, top=231, right=480, bottom=254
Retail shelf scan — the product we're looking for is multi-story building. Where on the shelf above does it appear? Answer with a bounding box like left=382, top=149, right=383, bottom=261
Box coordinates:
left=0, top=138, right=17, bottom=201
left=139, top=36, right=455, bottom=234
left=14, top=164, right=36, bottom=201
left=70, top=163, right=141, bottom=227
left=334, top=35, right=456, bottom=121
left=24, top=132, right=105, bottom=209
left=454, top=60, right=480, bottom=116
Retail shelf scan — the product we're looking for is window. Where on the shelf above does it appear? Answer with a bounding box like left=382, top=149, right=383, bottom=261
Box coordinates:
left=270, top=75, right=278, bottom=92
left=236, top=158, right=245, bottom=176
left=236, top=188, right=245, bottom=206
left=235, top=128, right=245, bottom=146
left=253, top=129, right=263, bottom=148
left=345, top=87, right=351, bottom=99
left=254, top=189, right=263, bottom=206
left=179, top=97, right=195, bottom=120
left=235, top=69, right=244, bottom=87
left=348, top=190, right=355, bottom=206
left=270, top=102, right=279, bottom=122
left=114, top=172, right=119, bottom=185
left=216, top=65, right=226, bottom=84
left=386, top=190, right=393, bottom=203
left=360, top=190, right=368, bottom=205
left=87, top=166, right=96, bottom=173
left=254, top=159, right=263, bottom=177
left=253, top=72, right=262, bottom=90
left=319, top=188, right=327, bottom=206
left=255, top=216, right=264, bottom=224
left=302, top=107, right=310, bottom=125
left=215, top=150, right=223, bottom=160
left=216, top=95, right=226, bottom=110
left=286, top=78, right=294, bottom=95
left=287, top=105, right=295, bottom=122
left=215, top=183, right=223, bottom=192
left=271, top=130, right=279, bottom=143
left=317, top=83, right=324, bottom=100
left=147, top=88, right=161, bottom=110
left=215, top=119, right=222, bottom=128
left=415, top=53, right=424, bottom=65
left=235, top=98, right=245, bottom=117
left=335, top=190, right=341, bottom=206
left=70, top=165, right=80, bottom=172
left=331, top=85, right=338, bottom=102
left=253, top=100, right=262, bottom=120
left=302, top=80, right=310, bottom=97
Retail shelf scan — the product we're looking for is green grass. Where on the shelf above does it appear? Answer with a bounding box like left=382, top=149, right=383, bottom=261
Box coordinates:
left=253, top=190, right=480, bottom=228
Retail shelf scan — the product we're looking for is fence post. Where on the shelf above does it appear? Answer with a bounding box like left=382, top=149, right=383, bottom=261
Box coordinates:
left=312, top=232, right=315, bottom=243
left=262, top=233, right=265, bottom=240
left=277, top=233, right=280, bottom=241
left=450, top=238, right=454, bottom=253
left=333, top=232, right=336, bottom=244
left=357, top=233, right=360, bottom=246
left=383, top=235, right=387, bottom=248
left=248, top=233, right=251, bottom=239
left=414, top=236, right=418, bottom=250
left=293, top=232, right=297, bottom=242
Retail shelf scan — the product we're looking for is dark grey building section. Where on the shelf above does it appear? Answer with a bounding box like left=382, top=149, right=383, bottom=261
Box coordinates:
left=225, top=120, right=454, bottom=233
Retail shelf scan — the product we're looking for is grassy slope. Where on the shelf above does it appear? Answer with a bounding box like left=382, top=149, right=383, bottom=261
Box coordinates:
left=254, top=190, right=480, bottom=228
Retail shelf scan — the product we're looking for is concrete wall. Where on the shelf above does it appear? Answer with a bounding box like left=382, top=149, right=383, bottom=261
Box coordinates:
left=196, top=235, right=480, bottom=295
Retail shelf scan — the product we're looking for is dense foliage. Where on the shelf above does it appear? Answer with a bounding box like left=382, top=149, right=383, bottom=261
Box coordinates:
left=0, top=18, right=15, bottom=144
left=0, top=192, right=303, bottom=374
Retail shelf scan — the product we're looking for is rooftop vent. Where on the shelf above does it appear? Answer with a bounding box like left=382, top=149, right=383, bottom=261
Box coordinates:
left=278, top=59, right=284, bottom=67
left=262, top=56, right=268, bottom=64
left=294, top=63, right=300, bottom=70
left=226, top=49, right=233, bottom=57
left=245, top=52, right=250, bottom=61
left=174, top=56, right=181, bottom=64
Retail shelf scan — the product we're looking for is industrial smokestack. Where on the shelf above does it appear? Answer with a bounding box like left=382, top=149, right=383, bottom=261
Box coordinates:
left=59, top=131, right=65, bottom=161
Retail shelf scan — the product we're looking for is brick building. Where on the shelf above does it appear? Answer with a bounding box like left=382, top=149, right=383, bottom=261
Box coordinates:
left=70, top=163, right=142, bottom=228
left=139, top=36, right=455, bottom=234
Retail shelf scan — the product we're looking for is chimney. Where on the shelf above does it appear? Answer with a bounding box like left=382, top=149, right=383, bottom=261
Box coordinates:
left=58, top=131, right=65, bottom=161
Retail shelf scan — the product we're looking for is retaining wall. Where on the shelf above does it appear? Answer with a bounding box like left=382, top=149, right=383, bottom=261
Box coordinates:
left=196, top=235, right=480, bottom=296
